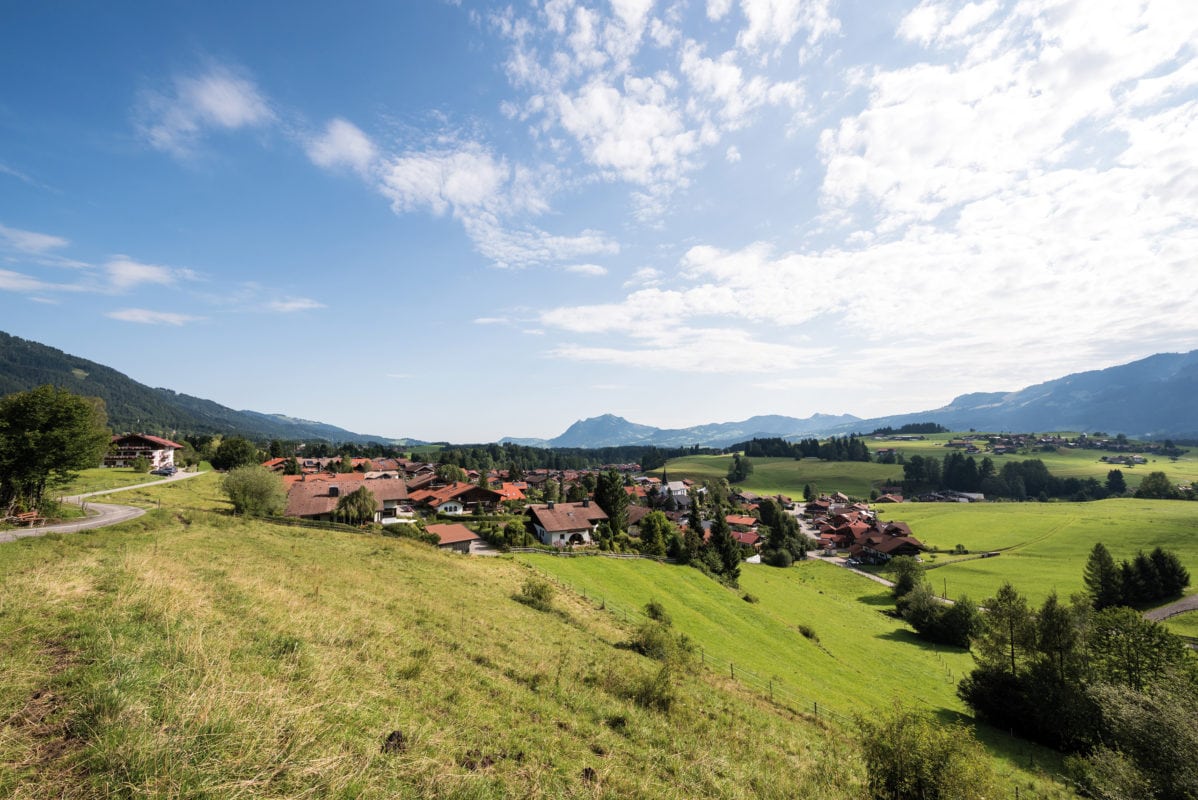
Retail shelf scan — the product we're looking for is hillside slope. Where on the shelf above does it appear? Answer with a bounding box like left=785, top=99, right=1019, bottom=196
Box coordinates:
left=0, top=512, right=862, bottom=798
left=0, top=330, right=392, bottom=443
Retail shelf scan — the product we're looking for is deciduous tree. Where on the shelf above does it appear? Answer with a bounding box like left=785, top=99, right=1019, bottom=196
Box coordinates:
left=222, top=465, right=286, bottom=516
left=0, top=385, right=110, bottom=512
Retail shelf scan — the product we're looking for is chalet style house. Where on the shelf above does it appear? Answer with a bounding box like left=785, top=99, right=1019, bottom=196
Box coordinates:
left=283, top=474, right=411, bottom=524
left=526, top=500, right=608, bottom=546
left=104, top=434, right=183, bottom=469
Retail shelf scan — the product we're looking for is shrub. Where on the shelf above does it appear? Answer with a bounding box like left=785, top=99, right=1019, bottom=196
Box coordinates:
left=515, top=578, right=554, bottom=612
left=221, top=466, right=286, bottom=517
left=742, top=592, right=759, bottom=603
left=644, top=599, right=671, bottom=625
left=858, top=706, right=999, bottom=800
left=798, top=624, right=819, bottom=643
left=766, top=548, right=794, bottom=568
left=130, top=455, right=151, bottom=473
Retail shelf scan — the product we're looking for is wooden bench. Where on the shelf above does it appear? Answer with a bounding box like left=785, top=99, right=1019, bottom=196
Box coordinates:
left=9, top=511, right=46, bottom=527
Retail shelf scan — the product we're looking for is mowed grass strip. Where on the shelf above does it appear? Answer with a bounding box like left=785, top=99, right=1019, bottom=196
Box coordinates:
left=892, top=499, right=1198, bottom=605
left=1163, top=611, right=1198, bottom=638
left=0, top=513, right=862, bottom=799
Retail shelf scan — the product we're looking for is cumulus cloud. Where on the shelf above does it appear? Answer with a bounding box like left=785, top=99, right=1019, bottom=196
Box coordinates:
left=139, top=66, right=274, bottom=156
left=306, top=118, right=377, bottom=175
left=106, top=308, right=202, bottom=326
left=379, top=144, right=510, bottom=216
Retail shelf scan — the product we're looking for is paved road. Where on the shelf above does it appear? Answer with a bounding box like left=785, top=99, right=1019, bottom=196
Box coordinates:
left=0, top=470, right=206, bottom=544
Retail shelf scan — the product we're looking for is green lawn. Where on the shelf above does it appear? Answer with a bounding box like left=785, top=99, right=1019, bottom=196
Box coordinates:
left=888, top=499, right=1198, bottom=605
left=55, top=466, right=179, bottom=497
left=1163, top=611, right=1198, bottom=638
left=519, top=555, right=1072, bottom=796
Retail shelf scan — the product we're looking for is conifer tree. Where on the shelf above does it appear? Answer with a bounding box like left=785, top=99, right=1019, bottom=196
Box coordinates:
left=1083, top=542, right=1124, bottom=610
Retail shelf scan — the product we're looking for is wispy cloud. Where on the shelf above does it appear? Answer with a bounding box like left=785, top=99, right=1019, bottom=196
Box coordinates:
left=266, top=297, right=325, bottom=313
left=0, top=223, right=69, bottom=255
left=105, top=256, right=195, bottom=291
left=106, top=308, right=203, bottom=326
left=138, top=66, right=274, bottom=157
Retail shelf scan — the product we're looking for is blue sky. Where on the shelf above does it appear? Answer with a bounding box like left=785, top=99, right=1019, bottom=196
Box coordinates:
left=2, top=0, right=1196, bottom=442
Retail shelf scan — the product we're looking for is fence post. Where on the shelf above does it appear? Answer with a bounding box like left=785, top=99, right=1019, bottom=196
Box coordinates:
left=730, top=662, right=735, bottom=679
left=769, top=678, right=774, bottom=702
left=814, top=701, right=819, bottom=717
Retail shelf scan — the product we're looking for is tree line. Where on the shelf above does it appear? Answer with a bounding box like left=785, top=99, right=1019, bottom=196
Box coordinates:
left=725, top=435, right=871, bottom=462
left=903, top=453, right=1142, bottom=500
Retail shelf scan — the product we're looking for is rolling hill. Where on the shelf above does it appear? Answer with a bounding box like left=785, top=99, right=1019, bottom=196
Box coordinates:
left=0, top=330, right=398, bottom=443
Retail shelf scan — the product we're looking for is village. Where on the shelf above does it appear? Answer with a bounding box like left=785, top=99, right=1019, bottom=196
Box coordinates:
left=97, top=433, right=929, bottom=566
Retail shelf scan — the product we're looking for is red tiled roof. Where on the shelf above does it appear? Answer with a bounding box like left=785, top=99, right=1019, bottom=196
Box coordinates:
left=725, top=515, right=758, bottom=527
left=427, top=523, right=480, bottom=546
left=527, top=502, right=607, bottom=533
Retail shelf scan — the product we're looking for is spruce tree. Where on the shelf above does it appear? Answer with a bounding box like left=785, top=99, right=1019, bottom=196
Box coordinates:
left=1083, top=542, right=1124, bottom=610
left=708, top=506, right=740, bottom=585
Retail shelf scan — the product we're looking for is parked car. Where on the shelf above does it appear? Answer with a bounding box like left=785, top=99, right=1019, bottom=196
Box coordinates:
left=150, top=466, right=177, bottom=476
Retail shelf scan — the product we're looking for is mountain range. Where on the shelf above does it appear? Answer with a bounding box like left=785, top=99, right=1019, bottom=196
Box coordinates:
left=509, top=350, right=1198, bottom=447
left=3, top=329, right=1195, bottom=446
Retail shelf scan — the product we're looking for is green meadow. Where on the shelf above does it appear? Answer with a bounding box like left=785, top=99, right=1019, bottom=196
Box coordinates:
left=1163, top=611, right=1198, bottom=638
left=658, top=433, right=1198, bottom=500
left=0, top=513, right=864, bottom=798
left=865, top=433, right=1198, bottom=490
left=885, top=499, right=1198, bottom=605
left=657, top=455, right=901, bottom=498
left=519, top=555, right=1073, bottom=796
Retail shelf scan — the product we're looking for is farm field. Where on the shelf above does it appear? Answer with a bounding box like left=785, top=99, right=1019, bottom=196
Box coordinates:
left=885, top=499, right=1198, bottom=605
left=865, top=433, right=1198, bottom=490
left=520, top=555, right=1072, bottom=795
left=657, top=455, right=900, bottom=498
left=0, top=513, right=865, bottom=798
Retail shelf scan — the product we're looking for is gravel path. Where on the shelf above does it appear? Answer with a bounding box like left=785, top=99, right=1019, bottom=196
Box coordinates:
left=1145, top=593, right=1198, bottom=621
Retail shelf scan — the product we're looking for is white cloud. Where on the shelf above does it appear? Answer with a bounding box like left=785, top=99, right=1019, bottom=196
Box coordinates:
left=379, top=143, right=510, bottom=216
left=0, top=269, right=60, bottom=293
left=105, top=257, right=189, bottom=291
left=622, top=266, right=663, bottom=289
left=736, top=0, right=840, bottom=54
left=139, top=67, right=274, bottom=156
left=266, top=297, right=325, bottom=313
left=460, top=214, right=619, bottom=269
left=707, top=0, right=733, bottom=21
left=306, top=118, right=377, bottom=176
left=725, top=145, right=741, bottom=163
left=564, top=263, right=608, bottom=276
left=106, top=308, right=202, bottom=326
left=0, top=223, right=69, bottom=254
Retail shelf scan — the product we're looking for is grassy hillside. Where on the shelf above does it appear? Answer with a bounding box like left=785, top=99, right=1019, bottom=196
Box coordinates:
left=886, top=499, right=1198, bottom=605
left=0, top=513, right=863, bottom=798
left=520, top=555, right=1073, bottom=796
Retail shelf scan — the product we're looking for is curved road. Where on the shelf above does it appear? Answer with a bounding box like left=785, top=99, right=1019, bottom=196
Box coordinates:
left=0, top=470, right=206, bottom=544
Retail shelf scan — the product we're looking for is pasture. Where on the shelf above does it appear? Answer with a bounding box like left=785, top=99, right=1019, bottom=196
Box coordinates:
left=657, top=455, right=900, bottom=498
left=0, top=511, right=863, bottom=798
left=520, top=555, right=1072, bottom=795
left=886, top=499, right=1198, bottom=605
